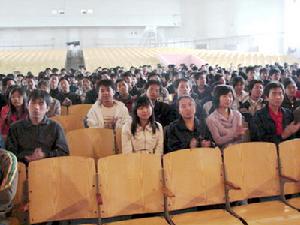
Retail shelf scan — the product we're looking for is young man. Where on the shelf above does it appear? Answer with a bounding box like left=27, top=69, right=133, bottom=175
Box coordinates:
left=239, top=80, right=265, bottom=123
left=145, top=80, right=176, bottom=127
left=171, top=78, right=207, bottom=121
left=56, top=77, right=81, bottom=106
left=114, top=79, right=134, bottom=113
left=166, top=96, right=212, bottom=153
left=6, top=89, right=69, bottom=163
left=250, top=82, right=300, bottom=143
left=86, top=80, right=130, bottom=129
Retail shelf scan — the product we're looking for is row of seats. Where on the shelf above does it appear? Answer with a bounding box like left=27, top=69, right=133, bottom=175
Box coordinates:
left=13, top=140, right=300, bottom=224
left=1, top=48, right=300, bottom=74
left=0, top=49, right=66, bottom=74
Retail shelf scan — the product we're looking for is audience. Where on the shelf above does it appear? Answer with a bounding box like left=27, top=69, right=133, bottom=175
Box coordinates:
left=122, top=95, right=163, bottom=154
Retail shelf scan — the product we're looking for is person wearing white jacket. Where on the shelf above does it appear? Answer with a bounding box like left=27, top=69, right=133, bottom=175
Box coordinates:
left=86, top=80, right=130, bottom=129
left=122, top=95, right=164, bottom=155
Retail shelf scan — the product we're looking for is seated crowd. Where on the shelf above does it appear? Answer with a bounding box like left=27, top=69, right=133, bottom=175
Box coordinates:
left=1, top=62, right=300, bottom=222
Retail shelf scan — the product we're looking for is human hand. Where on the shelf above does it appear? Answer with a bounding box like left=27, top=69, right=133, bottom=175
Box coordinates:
left=25, top=148, right=46, bottom=162
left=281, top=122, right=300, bottom=139
left=189, top=138, right=198, bottom=148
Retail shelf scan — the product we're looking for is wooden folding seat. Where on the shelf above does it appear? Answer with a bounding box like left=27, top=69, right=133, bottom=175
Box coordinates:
left=51, top=115, right=84, bottom=133
left=61, top=106, right=69, bottom=116
left=67, top=128, right=116, bottom=159
left=97, top=153, right=169, bottom=225
left=224, top=142, right=300, bottom=225
left=115, top=128, right=122, bottom=154
left=163, top=148, right=242, bottom=225
left=68, top=104, right=93, bottom=119
left=278, top=139, right=300, bottom=209
left=28, top=156, right=98, bottom=224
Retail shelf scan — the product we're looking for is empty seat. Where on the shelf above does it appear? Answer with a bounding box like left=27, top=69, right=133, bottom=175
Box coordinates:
left=28, top=156, right=98, bottom=224
left=51, top=115, right=84, bottom=133
left=68, top=104, right=93, bottom=119
left=224, top=142, right=300, bottom=225
left=163, top=148, right=241, bottom=225
left=98, top=153, right=168, bottom=225
left=278, top=139, right=300, bottom=209
left=66, top=128, right=116, bottom=159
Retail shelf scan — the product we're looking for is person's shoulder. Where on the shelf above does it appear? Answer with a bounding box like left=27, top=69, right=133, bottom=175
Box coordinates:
left=10, top=119, right=27, bottom=129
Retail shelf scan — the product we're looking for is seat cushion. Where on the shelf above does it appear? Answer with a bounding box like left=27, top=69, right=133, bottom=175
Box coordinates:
left=171, top=209, right=241, bottom=225
left=233, top=200, right=300, bottom=225
left=288, top=197, right=300, bottom=209
left=105, top=216, right=169, bottom=225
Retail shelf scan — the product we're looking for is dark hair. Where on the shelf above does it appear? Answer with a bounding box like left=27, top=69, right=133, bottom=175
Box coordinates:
left=283, top=77, right=296, bottom=89
left=246, top=66, right=254, bottom=74
left=214, top=73, right=224, bottom=83
left=263, top=82, right=284, bottom=97
left=96, top=79, right=115, bottom=92
left=193, top=71, right=206, bottom=80
left=38, top=80, right=50, bottom=89
left=145, top=80, right=161, bottom=90
left=232, top=76, right=245, bottom=87
left=248, top=80, right=263, bottom=92
left=131, top=95, right=158, bottom=136
left=260, top=68, right=267, bottom=74
left=28, top=89, right=51, bottom=106
left=5, top=86, right=28, bottom=127
left=213, top=85, right=234, bottom=108
left=175, top=78, right=189, bottom=89
left=178, top=95, right=195, bottom=105
left=269, top=68, right=280, bottom=76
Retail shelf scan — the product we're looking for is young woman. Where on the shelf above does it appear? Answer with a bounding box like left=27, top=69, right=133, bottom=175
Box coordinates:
left=0, top=86, right=28, bottom=139
left=122, top=95, right=163, bottom=155
left=206, top=85, right=247, bottom=148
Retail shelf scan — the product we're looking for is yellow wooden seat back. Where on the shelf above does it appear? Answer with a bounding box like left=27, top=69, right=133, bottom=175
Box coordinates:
left=28, top=156, right=98, bottom=224
left=68, top=104, right=92, bottom=119
left=279, top=139, right=300, bottom=195
left=224, top=142, right=280, bottom=202
left=115, top=128, right=122, bottom=154
left=67, top=128, right=115, bottom=159
left=98, top=153, right=164, bottom=218
left=61, top=106, right=69, bottom=116
left=51, top=115, right=84, bottom=133
left=163, top=148, right=224, bottom=211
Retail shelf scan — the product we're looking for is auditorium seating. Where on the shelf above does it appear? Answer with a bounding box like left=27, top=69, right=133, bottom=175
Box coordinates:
left=66, top=128, right=116, bottom=159
left=68, top=104, right=93, bottom=119
left=163, top=148, right=242, bottom=225
left=0, top=49, right=66, bottom=74
left=28, top=156, right=98, bottom=224
left=12, top=141, right=300, bottom=224
left=224, top=142, right=300, bottom=225
left=2, top=48, right=298, bottom=74
left=278, top=139, right=300, bottom=210
left=51, top=115, right=85, bottom=133
left=97, top=153, right=169, bottom=225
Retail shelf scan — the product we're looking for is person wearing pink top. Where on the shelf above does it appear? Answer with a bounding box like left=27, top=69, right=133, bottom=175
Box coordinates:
left=206, top=85, right=247, bottom=148
left=0, top=86, right=28, bottom=140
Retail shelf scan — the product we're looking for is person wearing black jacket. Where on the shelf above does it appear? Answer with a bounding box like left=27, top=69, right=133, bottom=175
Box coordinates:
left=250, top=82, right=300, bottom=144
left=165, top=96, right=213, bottom=153
left=6, top=90, right=69, bottom=163
left=145, top=80, right=176, bottom=127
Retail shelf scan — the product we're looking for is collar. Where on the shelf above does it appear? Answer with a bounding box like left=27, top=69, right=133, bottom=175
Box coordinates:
left=136, top=123, right=153, bottom=132
left=23, top=116, right=50, bottom=128
left=177, top=117, right=200, bottom=132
